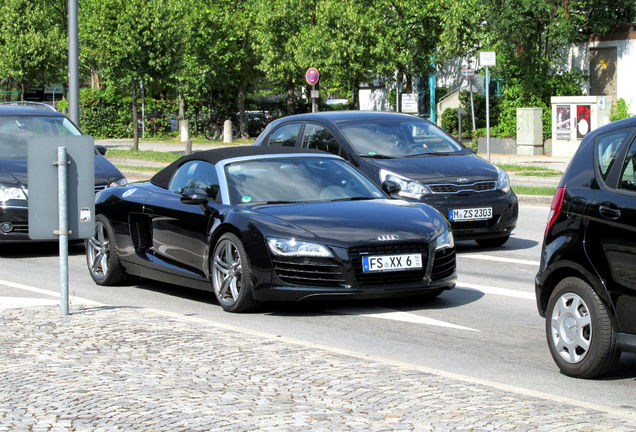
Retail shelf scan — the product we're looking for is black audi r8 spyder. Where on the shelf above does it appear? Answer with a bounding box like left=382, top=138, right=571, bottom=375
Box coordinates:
left=87, top=146, right=456, bottom=312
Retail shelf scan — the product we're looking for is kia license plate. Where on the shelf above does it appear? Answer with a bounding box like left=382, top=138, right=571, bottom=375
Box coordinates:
left=448, top=207, right=492, bottom=221
left=362, top=253, right=422, bottom=273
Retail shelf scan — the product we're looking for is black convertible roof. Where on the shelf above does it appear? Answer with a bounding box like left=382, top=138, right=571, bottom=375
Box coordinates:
left=150, top=145, right=330, bottom=189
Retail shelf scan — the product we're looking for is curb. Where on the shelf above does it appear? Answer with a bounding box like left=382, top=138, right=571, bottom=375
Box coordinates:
left=517, top=194, right=552, bottom=205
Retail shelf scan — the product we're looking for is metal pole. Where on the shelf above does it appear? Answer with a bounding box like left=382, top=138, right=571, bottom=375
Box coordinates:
left=458, top=110, right=462, bottom=142
left=57, top=147, right=69, bottom=316
left=429, top=73, right=436, bottom=123
left=485, top=66, right=490, bottom=162
left=469, top=78, right=476, bottom=131
left=67, top=0, right=80, bottom=126
left=140, top=80, right=146, bottom=139
left=311, top=84, right=317, bottom=113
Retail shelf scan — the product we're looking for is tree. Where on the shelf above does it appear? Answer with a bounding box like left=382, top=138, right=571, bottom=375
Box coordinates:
left=80, top=0, right=186, bottom=149
left=0, top=0, right=66, bottom=98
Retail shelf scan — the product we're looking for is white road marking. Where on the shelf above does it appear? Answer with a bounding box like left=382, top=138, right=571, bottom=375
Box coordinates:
left=459, top=253, right=539, bottom=266
left=0, top=279, right=100, bottom=305
left=458, top=281, right=536, bottom=300
left=330, top=307, right=479, bottom=332
left=0, top=296, right=59, bottom=310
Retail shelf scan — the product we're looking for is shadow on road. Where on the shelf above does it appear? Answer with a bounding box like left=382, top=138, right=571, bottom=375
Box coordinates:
left=0, top=241, right=85, bottom=258
left=456, top=236, right=539, bottom=252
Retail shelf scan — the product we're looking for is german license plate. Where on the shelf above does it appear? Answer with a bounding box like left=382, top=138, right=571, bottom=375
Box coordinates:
left=362, top=253, right=422, bottom=273
left=448, top=207, right=492, bottom=221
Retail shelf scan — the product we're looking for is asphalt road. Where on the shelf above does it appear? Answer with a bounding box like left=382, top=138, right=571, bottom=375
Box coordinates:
left=1, top=203, right=635, bottom=414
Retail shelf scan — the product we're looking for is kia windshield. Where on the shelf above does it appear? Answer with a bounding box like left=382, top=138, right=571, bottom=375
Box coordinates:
left=336, top=119, right=464, bottom=158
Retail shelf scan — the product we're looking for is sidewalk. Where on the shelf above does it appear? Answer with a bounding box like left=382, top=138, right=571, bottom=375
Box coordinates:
left=2, top=302, right=635, bottom=431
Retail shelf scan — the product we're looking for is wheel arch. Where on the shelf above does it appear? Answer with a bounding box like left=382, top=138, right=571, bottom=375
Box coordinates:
left=539, top=261, right=616, bottom=325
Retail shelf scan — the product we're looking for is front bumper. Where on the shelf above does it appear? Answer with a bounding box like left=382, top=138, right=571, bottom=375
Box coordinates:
left=252, top=243, right=457, bottom=302
left=420, top=190, right=518, bottom=240
left=0, top=203, right=30, bottom=242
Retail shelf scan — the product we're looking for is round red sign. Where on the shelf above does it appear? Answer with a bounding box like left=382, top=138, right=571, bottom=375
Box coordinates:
left=305, top=68, right=319, bottom=85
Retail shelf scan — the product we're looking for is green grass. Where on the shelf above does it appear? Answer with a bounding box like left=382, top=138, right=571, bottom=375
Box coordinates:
left=107, top=149, right=181, bottom=163
left=512, top=185, right=556, bottom=196
left=139, top=136, right=254, bottom=145
left=115, top=164, right=163, bottom=173
left=497, top=164, right=563, bottom=177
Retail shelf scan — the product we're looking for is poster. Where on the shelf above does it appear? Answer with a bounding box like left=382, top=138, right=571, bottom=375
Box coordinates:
left=576, top=105, right=591, bottom=139
left=556, top=105, right=571, bottom=140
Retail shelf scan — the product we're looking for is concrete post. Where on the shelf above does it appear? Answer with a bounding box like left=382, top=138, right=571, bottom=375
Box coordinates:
left=223, top=120, right=233, bottom=143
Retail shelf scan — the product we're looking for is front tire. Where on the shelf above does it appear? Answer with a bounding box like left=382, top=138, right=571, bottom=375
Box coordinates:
left=85, top=215, right=130, bottom=285
left=545, top=277, right=619, bottom=378
left=211, top=233, right=259, bottom=312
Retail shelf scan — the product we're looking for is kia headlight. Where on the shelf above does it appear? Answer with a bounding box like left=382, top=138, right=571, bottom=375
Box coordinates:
left=267, top=237, right=333, bottom=258
left=380, top=169, right=431, bottom=200
left=496, top=167, right=511, bottom=193
left=0, top=185, right=27, bottom=202
left=435, top=229, right=455, bottom=251
left=109, top=177, right=128, bottom=188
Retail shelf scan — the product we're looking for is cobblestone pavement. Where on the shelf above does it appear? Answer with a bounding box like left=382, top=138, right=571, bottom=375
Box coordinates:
left=2, top=306, right=635, bottom=432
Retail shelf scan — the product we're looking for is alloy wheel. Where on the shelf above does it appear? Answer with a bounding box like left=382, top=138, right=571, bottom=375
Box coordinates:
left=550, top=292, right=592, bottom=364
left=87, top=221, right=110, bottom=279
left=212, top=238, right=242, bottom=307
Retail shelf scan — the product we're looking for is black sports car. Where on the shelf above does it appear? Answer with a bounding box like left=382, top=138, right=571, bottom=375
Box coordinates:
left=0, top=103, right=126, bottom=242
left=87, top=146, right=456, bottom=312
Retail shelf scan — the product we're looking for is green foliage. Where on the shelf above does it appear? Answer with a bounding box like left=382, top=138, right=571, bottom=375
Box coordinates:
left=79, top=88, right=130, bottom=138
left=0, top=0, right=66, bottom=93
left=441, top=108, right=470, bottom=136
left=610, top=98, right=632, bottom=122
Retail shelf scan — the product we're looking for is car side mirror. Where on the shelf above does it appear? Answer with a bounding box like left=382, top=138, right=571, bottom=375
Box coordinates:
left=381, top=180, right=401, bottom=196
left=180, top=188, right=209, bottom=205
left=95, top=144, right=107, bottom=156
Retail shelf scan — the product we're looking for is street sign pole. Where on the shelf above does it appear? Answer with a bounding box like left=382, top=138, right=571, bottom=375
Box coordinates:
left=67, top=0, right=79, bottom=126
left=306, top=68, right=320, bottom=113
left=55, top=147, right=70, bottom=316
left=312, top=84, right=317, bottom=113
left=486, top=65, right=490, bottom=161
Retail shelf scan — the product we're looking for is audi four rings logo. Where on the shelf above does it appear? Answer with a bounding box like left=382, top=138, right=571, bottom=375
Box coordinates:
left=378, top=234, right=399, bottom=241
left=456, top=177, right=470, bottom=183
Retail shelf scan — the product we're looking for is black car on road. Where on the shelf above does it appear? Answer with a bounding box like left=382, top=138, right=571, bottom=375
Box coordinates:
left=87, top=146, right=457, bottom=312
left=253, top=111, right=518, bottom=247
left=536, top=116, right=636, bottom=378
left=0, top=103, right=126, bottom=242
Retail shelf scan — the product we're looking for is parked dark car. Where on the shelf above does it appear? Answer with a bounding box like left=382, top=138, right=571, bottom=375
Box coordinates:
left=536, top=116, right=636, bottom=378
left=253, top=111, right=518, bottom=246
left=0, top=103, right=126, bottom=242
left=86, top=146, right=457, bottom=312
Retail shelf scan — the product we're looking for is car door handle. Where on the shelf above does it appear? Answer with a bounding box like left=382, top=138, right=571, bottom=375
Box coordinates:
left=599, top=204, right=621, bottom=220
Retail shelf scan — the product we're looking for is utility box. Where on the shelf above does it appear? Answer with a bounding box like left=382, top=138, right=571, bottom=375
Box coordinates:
left=516, top=108, right=544, bottom=155
left=550, top=96, right=612, bottom=157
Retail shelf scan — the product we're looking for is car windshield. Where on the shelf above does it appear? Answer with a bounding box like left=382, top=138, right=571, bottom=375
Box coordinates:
left=0, top=116, right=81, bottom=159
left=336, top=119, right=463, bottom=157
left=224, top=157, right=385, bottom=205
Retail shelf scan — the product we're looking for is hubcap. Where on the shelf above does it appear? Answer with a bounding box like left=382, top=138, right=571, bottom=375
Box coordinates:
left=550, top=292, right=592, bottom=364
left=87, top=222, right=110, bottom=279
left=212, top=239, right=242, bottom=307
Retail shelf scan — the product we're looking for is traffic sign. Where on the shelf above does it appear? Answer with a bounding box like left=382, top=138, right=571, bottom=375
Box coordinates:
left=461, top=68, right=475, bottom=77
left=479, top=51, right=496, bottom=67
left=306, top=68, right=319, bottom=85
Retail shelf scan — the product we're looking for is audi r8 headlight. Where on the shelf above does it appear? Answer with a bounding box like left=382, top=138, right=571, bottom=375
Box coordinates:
left=380, top=169, right=431, bottom=199
left=496, top=167, right=511, bottom=193
left=434, top=229, right=454, bottom=251
left=109, top=177, right=128, bottom=188
left=0, top=185, right=27, bottom=202
left=267, top=237, right=333, bottom=257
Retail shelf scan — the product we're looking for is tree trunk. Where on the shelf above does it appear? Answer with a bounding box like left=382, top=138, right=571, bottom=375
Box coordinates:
left=351, top=82, right=360, bottom=110
left=405, top=73, right=413, bottom=94
left=131, top=86, right=139, bottom=151
left=286, top=81, right=295, bottom=114
left=237, top=83, right=248, bottom=138
left=90, top=68, right=101, bottom=89
left=20, top=82, right=25, bottom=101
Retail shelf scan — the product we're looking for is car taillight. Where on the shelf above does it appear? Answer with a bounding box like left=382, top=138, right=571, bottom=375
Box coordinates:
left=544, top=187, right=566, bottom=237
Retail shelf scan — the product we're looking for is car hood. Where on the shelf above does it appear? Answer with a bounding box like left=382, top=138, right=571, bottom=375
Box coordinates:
left=0, top=155, right=123, bottom=188
left=365, top=154, right=498, bottom=184
left=249, top=199, right=447, bottom=247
